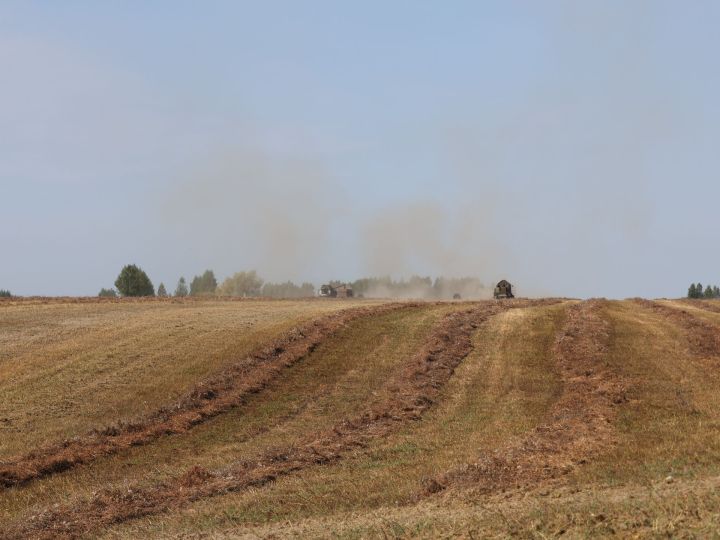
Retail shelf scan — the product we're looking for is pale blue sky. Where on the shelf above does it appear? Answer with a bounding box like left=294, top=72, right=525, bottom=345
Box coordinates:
left=2, top=1, right=719, bottom=297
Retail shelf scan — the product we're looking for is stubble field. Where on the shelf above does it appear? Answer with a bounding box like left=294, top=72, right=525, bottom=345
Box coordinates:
left=1, top=296, right=720, bottom=538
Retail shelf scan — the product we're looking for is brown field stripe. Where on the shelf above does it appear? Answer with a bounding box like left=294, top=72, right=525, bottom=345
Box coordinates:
left=633, top=299, right=720, bottom=359
left=425, top=299, right=627, bottom=495
left=7, top=299, right=553, bottom=539
left=0, top=302, right=416, bottom=490
left=676, top=298, right=720, bottom=315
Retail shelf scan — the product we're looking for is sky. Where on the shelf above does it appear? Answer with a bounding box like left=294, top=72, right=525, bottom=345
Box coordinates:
left=2, top=1, right=720, bottom=298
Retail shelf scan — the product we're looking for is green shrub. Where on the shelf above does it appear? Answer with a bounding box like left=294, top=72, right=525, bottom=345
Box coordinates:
left=98, top=288, right=117, bottom=298
left=114, top=264, right=155, bottom=297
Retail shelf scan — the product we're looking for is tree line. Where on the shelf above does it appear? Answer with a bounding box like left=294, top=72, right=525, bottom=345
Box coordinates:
left=100, top=265, right=315, bottom=299
left=348, top=275, right=486, bottom=299
left=687, top=283, right=720, bottom=299
left=100, top=265, right=487, bottom=300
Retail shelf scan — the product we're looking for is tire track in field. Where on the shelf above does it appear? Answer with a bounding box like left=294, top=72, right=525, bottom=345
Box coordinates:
left=8, top=300, right=553, bottom=539
left=425, top=299, right=627, bottom=495
left=0, top=302, right=414, bottom=490
left=633, top=299, right=720, bottom=360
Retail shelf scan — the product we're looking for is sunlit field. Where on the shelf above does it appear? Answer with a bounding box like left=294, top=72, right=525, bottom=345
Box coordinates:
left=2, top=297, right=720, bottom=538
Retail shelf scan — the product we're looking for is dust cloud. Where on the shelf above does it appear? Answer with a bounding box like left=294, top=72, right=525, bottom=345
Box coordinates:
left=164, top=149, right=342, bottom=283
left=163, top=148, right=509, bottom=295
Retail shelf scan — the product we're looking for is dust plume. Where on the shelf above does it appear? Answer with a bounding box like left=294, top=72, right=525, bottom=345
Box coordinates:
left=163, top=148, right=509, bottom=291
left=163, top=148, right=346, bottom=283
left=356, top=276, right=493, bottom=300
left=360, top=201, right=508, bottom=283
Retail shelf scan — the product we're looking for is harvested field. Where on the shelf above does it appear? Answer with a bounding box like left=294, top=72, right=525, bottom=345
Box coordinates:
left=429, top=299, right=626, bottom=495
left=634, top=299, right=720, bottom=360
left=0, top=302, right=413, bottom=489
left=0, top=298, right=386, bottom=458
left=676, top=298, right=720, bottom=314
left=2, top=297, right=720, bottom=538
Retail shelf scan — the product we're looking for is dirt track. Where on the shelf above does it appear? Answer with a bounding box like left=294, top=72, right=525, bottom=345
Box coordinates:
left=0, top=302, right=413, bottom=490
left=6, top=300, right=551, bottom=539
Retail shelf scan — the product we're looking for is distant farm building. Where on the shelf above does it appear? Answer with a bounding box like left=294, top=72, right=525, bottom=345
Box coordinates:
left=493, top=280, right=514, bottom=299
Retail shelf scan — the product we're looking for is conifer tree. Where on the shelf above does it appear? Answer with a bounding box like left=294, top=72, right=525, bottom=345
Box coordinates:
left=114, top=264, right=154, bottom=297
left=174, top=277, right=188, bottom=297
left=190, top=270, right=218, bottom=296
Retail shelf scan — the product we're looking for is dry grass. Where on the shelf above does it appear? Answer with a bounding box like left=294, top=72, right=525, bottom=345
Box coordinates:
left=3, top=298, right=720, bottom=538
left=0, top=301, right=450, bottom=526
left=0, top=297, right=383, bottom=457
left=661, top=298, right=720, bottom=324
left=100, top=301, right=567, bottom=538
left=226, top=473, right=720, bottom=539
left=573, top=300, right=720, bottom=486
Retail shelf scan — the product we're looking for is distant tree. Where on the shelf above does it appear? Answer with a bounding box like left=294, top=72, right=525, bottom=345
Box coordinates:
left=0, top=289, right=11, bottom=298
left=696, top=283, right=703, bottom=299
left=300, top=282, right=315, bottom=296
left=190, top=270, right=218, bottom=296
left=714, top=286, right=720, bottom=299
left=350, top=275, right=485, bottom=299
left=350, top=276, right=393, bottom=297
left=98, top=288, right=117, bottom=298
left=688, top=283, right=697, bottom=298
left=114, top=264, right=155, bottom=297
left=174, top=276, right=188, bottom=297
left=693, top=282, right=702, bottom=298
left=705, top=284, right=715, bottom=298
left=157, top=283, right=168, bottom=297
left=261, top=280, right=315, bottom=298
left=217, top=270, right=263, bottom=297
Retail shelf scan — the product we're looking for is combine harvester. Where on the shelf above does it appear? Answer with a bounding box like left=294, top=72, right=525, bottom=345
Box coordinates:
left=319, top=283, right=354, bottom=298
left=493, top=279, right=514, bottom=299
